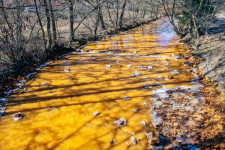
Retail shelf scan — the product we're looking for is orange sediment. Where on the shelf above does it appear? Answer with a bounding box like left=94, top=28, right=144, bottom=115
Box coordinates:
left=0, top=19, right=201, bottom=150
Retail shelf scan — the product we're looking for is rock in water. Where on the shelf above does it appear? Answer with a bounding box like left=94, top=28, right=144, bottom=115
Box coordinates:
left=93, top=111, right=100, bottom=116
left=42, top=82, right=47, bottom=85
left=13, top=112, right=24, bottom=121
left=150, top=131, right=161, bottom=146
left=124, top=96, right=131, bottom=100
left=115, top=118, right=127, bottom=127
left=110, top=139, right=116, bottom=144
left=126, top=141, right=130, bottom=146
left=145, top=132, right=152, bottom=140
left=133, top=108, right=139, bottom=113
left=130, top=136, right=137, bottom=145
left=64, top=68, right=70, bottom=72
left=147, top=66, right=153, bottom=70
left=140, top=121, right=147, bottom=126
left=127, top=64, right=132, bottom=68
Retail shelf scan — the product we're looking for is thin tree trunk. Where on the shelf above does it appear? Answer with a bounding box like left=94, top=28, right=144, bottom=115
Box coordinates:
left=106, top=3, right=115, bottom=27
left=16, top=0, right=22, bottom=46
left=162, top=0, right=181, bottom=36
left=97, top=1, right=106, bottom=30
left=48, top=0, right=57, bottom=45
left=68, top=0, right=75, bottom=44
left=34, top=0, right=47, bottom=50
left=94, top=17, right=100, bottom=39
left=0, top=1, right=11, bottom=30
left=192, top=14, right=199, bottom=44
left=119, top=0, right=128, bottom=28
left=43, top=0, right=52, bottom=49
left=0, top=0, right=16, bottom=62
left=116, top=0, right=119, bottom=28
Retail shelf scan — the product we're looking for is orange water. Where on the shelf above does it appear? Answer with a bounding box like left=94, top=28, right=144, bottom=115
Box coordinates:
left=0, top=19, right=198, bottom=150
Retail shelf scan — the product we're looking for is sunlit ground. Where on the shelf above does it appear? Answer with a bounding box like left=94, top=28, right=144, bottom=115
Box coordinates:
left=0, top=19, right=201, bottom=150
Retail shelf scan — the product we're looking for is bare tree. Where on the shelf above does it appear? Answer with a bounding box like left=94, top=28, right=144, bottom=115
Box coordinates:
left=48, top=0, right=57, bottom=45
left=160, top=0, right=219, bottom=41
left=68, top=0, right=75, bottom=44
left=97, top=0, right=106, bottom=30
left=0, top=0, right=162, bottom=83
left=119, top=0, right=128, bottom=28
left=43, top=0, right=52, bottom=49
left=34, top=0, right=47, bottom=50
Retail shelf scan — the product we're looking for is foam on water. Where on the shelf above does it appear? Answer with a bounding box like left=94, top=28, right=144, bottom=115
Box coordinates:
left=36, top=61, right=54, bottom=70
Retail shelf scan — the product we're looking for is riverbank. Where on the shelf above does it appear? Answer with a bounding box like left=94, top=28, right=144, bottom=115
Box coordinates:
left=192, top=13, right=225, bottom=149
left=198, top=79, right=225, bottom=149
left=193, top=14, right=225, bottom=93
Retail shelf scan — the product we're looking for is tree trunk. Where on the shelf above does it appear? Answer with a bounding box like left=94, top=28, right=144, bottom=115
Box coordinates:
left=16, top=0, right=22, bottom=46
left=97, top=0, right=106, bottom=30
left=106, top=3, right=115, bottom=27
left=162, top=0, right=182, bottom=36
left=94, top=13, right=100, bottom=39
left=116, top=0, right=119, bottom=28
left=43, top=0, right=52, bottom=49
left=119, top=0, right=127, bottom=29
left=34, top=0, right=47, bottom=50
left=48, top=0, right=57, bottom=45
left=68, top=0, right=75, bottom=44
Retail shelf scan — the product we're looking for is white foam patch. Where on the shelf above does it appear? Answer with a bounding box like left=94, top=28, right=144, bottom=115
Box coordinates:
left=93, top=111, right=100, bottom=116
left=60, top=51, right=74, bottom=58
left=152, top=85, right=170, bottom=100
left=25, top=72, right=37, bottom=79
left=133, top=71, right=144, bottom=77
left=140, top=121, right=147, bottom=126
left=0, top=107, right=6, bottom=116
left=172, top=103, right=185, bottom=110
left=164, top=63, right=169, bottom=66
left=147, top=66, right=153, bottom=70
left=177, top=84, right=203, bottom=92
left=189, top=99, right=199, bottom=106
left=4, top=89, right=17, bottom=97
left=154, top=101, right=163, bottom=108
left=151, top=116, right=163, bottom=126
left=171, top=70, right=180, bottom=74
left=0, top=98, right=8, bottom=104
left=36, top=61, right=53, bottom=70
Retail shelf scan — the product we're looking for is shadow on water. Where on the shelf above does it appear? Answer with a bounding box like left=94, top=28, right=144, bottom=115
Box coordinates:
left=0, top=18, right=222, bottom=150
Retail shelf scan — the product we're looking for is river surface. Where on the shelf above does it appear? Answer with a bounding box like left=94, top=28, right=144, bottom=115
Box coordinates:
left=0, top=19, right=205, bottom=150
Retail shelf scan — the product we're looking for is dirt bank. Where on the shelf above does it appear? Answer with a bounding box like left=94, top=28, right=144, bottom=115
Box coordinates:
left=193, top=12, right=225, bottom=149
left=193, top=13, right=225, bottom=93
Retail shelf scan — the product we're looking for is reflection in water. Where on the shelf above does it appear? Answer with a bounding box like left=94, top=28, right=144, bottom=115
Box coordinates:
left=0, top=19, right=204, bottom=150
left=156, top=21, right=177, bottom=47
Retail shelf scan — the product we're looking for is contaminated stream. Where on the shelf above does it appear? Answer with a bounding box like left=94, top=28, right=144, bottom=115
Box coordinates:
left=0, top=19, right=205, bottom=150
